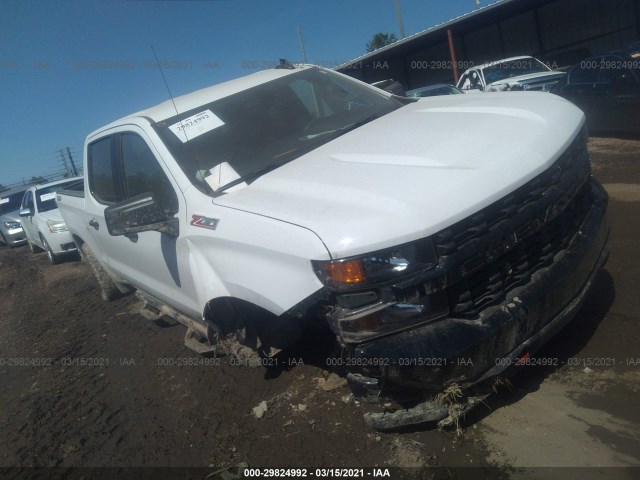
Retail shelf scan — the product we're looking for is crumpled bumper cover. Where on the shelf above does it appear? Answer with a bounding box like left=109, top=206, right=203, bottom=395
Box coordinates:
left=346, top=180, right=611, bottom=401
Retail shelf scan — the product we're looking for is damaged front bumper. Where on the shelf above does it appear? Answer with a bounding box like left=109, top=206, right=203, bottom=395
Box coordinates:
left=328, top=177, right=610, bottom=428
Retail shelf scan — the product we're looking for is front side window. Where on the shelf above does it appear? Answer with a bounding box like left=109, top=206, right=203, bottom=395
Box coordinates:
left=121, top=133, right=178, bottom=214
left=153, top=67, right=403, bottom=195
left=88, top=133, right=178, bottom=213
left=21, top=191, right=33, bottom=211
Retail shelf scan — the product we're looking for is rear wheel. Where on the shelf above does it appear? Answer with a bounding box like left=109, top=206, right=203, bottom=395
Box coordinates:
left=40, top=235, right=59, bottom=265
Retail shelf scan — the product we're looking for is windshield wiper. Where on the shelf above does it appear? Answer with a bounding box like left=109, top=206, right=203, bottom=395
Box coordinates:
left=212, top=162, right=287, bottom=197
left=298, top=114, right=382, bottom=142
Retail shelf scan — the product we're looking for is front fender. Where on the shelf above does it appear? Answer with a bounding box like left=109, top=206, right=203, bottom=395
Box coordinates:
left=186, top=209, right=329, bottom=318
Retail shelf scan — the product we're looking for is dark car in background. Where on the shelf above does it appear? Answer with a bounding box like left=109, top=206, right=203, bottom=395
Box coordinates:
left=551, top=43, right=640, bottom=134
left=406, top=83, right=464, bottom=98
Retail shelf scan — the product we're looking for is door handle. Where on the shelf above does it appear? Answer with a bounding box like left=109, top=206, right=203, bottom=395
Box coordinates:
left=88, top=218, right=99, bottom=229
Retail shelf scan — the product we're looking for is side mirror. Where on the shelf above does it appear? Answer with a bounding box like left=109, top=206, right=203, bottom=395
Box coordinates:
left=19, top=207, right=33, bottom=217
left=104, top=193, right=179, bottom=238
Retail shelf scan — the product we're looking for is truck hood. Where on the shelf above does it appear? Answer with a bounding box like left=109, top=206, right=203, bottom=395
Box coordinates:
left=213, top=92, right=584, bottom=259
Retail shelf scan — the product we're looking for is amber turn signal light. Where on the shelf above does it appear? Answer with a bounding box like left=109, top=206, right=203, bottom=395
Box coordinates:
left=322, top=259, right=367, bottom=286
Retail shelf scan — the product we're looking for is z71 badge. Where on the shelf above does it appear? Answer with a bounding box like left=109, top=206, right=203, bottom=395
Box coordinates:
left=190, top=215, right=219, bottom=230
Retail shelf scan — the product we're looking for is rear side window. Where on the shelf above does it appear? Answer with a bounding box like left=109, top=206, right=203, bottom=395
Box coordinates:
left=88, top=136, right=117, bottom=203
left=121, top=133, right=178, bottom=214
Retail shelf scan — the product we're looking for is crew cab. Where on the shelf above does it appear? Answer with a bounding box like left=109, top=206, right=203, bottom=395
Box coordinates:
left=457, top=55, right=565, bottom=92
left=57, top=64, right=610, bottom=429
left=19, top=177, right=83, bottom=264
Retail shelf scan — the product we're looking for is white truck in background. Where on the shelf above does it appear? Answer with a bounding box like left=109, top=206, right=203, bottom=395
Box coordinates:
left=57, top=63, right=610, bottom=430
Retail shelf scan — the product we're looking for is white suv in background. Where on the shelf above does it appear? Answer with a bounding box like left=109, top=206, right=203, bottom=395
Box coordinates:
left=19, top=177, right=83, bottom=264
left=457, top=55, right=565, bottom=92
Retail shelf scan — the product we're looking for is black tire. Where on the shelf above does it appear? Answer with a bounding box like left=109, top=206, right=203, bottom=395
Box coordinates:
left=28, top=239, right=43, bottom=254
left=40, top=236, right=60, bottom=265
left=80, top=243, right=120, bottom=301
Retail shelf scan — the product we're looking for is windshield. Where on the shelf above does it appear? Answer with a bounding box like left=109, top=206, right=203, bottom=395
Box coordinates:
left=483, top=58, right=551, bottom=84
left=153, top=67, right=403, bottom=195
left=0, top=191, right=26, bottom=216
left=36, top=179, right=83, bottom=213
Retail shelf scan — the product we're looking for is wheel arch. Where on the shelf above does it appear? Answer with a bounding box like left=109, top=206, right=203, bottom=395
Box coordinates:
left=203, top=296, right=303, bottom=351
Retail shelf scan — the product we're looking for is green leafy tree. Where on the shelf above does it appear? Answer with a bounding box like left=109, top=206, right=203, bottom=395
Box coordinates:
left=366, top=32, right=398, bottom=53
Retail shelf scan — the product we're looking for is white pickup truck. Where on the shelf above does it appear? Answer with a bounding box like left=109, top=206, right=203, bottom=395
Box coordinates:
left=57, top=63, right=610, bottom=429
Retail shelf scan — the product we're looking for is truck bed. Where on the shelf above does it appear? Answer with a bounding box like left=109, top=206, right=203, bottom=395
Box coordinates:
left=56, top=186, right=86, bottom=243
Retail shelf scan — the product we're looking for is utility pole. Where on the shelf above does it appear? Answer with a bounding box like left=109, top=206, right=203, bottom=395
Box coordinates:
left=297, top=26, right=308, bottom=64
left=58, top=149, right=71, bottom=177
left=394, top=0, right=406, bottom=39
left=66, top=147, right=79, bottom=176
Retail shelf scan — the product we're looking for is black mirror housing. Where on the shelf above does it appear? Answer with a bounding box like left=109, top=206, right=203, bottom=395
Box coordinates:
left=104, top=193, right=179, bottom=238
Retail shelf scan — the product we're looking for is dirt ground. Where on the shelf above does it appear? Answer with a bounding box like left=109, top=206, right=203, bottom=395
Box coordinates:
left=1, top=136, right=639, bottom=480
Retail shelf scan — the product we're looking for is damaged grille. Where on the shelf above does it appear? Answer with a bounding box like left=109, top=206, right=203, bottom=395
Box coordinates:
left=428, top=128, right=593, bottom=318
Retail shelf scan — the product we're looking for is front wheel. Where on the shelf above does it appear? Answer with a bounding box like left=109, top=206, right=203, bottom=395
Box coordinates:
left=28, top=239, right=43, bottom=254
left=41, top=236, right=59, bottom=265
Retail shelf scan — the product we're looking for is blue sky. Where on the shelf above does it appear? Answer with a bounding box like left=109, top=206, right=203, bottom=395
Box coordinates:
left=1, top=0, right=483, bottom=186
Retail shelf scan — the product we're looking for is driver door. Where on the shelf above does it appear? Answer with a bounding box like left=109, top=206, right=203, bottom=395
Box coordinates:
left=84, top=127, right=199, bottom=318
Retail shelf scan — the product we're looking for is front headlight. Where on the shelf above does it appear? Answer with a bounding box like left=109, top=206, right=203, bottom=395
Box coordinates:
left=47, top=220, right=68, bottom=233
left=313, top=238, right=445, bottom=342
left=312, top=237, right=437, bottom=290
left=3, top=221, right=21, bottom=230
left=327, top=290, right=449, bottom=343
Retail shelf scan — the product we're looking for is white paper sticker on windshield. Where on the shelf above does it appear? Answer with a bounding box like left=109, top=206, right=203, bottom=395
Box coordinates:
left=40, top=192, right=57, bottom=202
left=0, top=198, right=9, bottom=205
left=168, top=110, right=224, bottom=143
